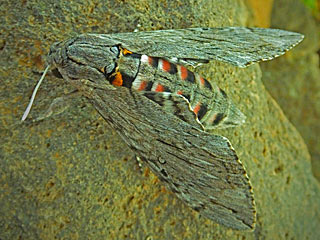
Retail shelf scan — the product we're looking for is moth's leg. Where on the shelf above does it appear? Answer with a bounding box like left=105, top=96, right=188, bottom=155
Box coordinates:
left=32, top=90, right=81, bottom=122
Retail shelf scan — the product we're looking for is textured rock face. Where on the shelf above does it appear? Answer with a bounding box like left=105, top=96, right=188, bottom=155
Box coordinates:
left=0, top=1, right=319, bottom=240
left=260, top=0, right=320, bottom=182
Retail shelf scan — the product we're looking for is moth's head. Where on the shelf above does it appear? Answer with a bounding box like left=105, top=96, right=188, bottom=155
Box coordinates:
left=47, top=35, right=120, bottom=84
left=22, top=35, right=121, bottom=121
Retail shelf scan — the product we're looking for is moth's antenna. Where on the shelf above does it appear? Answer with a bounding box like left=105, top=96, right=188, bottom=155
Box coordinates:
left=21, top=65, right=51, bottom=121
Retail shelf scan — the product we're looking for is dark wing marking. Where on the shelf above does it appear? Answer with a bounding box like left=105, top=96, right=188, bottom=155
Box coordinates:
left=90, top=87, right=256, bottom=230
left=88, top=27, right=304, bottom=67
left=141, top=91, right=203, bottom=130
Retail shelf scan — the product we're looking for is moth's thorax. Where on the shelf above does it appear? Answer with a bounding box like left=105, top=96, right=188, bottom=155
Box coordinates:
left=47, top=35, right=119, bottom=86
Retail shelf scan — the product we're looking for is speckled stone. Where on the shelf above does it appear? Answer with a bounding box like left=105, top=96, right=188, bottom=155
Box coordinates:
left=260, top=0, right=320, bottom=182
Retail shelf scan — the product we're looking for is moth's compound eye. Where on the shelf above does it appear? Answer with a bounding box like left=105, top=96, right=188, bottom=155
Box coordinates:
left=110, top=46, right=120, bottom=56
left=104, top=62, right=117, bottom=75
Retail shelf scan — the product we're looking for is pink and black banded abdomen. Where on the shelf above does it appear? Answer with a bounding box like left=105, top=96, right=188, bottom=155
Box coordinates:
left=110, top=51, right=245, bottom=130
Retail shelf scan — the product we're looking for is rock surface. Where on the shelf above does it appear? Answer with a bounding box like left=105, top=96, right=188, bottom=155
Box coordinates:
left=0, top=0, right=319, bottom=239
left=260, top=0, right=320, bottom=182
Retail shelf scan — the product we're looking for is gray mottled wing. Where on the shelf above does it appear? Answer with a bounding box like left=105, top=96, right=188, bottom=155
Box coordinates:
left=89, top=27, right=304, bottom=67
left=90, top=86, right=255, bottom=230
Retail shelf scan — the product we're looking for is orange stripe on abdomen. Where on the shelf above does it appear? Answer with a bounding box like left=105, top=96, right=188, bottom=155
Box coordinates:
left=161, top=59, right=171, bottom=72
left=138, top=81, right=148, bottom=90
left=199, top=76, right=205, bottom=87
left=193, top=102, right=201, bottom=115
left=180, top=65, right=188, bottom=80
left=179, top=65, right=195, bottom=83
left=155, top=84, right=165, bottom=92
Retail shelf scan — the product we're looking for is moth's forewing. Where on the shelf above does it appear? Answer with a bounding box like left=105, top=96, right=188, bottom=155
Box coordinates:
left=90, top=86, right=256, bottom=230
left=96, top=27, right=304, bottom=67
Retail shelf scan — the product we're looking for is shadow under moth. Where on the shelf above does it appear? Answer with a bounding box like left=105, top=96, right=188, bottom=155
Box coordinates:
left=22, top=27, right=303, bottom=230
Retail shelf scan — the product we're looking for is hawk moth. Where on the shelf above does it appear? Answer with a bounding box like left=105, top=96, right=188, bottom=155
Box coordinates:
left=22, top=27, right=304, bottom=230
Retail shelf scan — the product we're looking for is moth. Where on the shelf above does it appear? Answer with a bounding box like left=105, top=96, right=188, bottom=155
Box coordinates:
left=22, top=27, right=304, bottom=230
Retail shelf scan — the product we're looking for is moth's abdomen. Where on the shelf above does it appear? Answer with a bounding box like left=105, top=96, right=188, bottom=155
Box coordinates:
left=109, top=49, right=245, bottom=130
